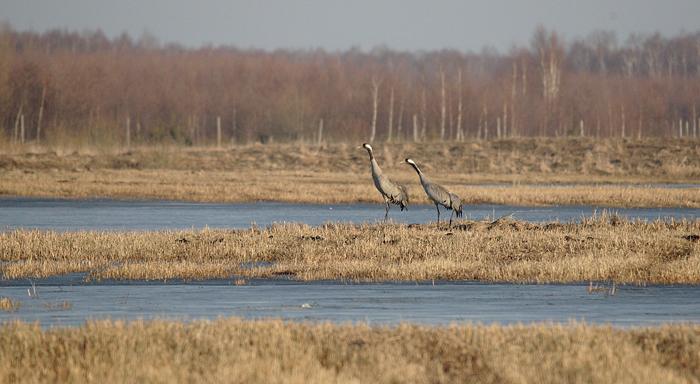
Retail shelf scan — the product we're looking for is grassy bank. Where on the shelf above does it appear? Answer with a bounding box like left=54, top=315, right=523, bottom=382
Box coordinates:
left=1, top=319, right=699, bottom=383
left=2, top=216, right=699, bottom=283
left=1, top=138, right=698, bottom=207
left=2, top=168, right=699, bottom=208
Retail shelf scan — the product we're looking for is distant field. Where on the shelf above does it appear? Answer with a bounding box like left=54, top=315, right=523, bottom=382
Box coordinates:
left=3, top=216, right=699, bottom=284
left=1, top=319, right=699, bottom=383
left=1, top=138, right=699, bottom=207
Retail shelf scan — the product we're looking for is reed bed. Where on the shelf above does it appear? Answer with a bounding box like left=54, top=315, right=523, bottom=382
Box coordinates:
left=2, top=168, right=699, bottom=208
left=2, top=216, right=699, bottom=283
left=1, top=139, right=698, bottom=207
left=0, top=318, right=699, bottom=383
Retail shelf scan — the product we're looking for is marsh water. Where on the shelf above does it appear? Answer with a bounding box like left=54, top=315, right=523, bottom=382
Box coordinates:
left=1, top=276, right=699, bottom=328
left=1, top=197, right=698, bottom=328
left=1, top=197, right=698, bottom=231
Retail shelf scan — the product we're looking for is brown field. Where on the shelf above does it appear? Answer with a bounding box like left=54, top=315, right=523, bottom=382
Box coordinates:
left=1, top=318, right=699, bottom=383
left=1, top=138, right=699, bottom=207
left=2, top=216, right=699, bottom=283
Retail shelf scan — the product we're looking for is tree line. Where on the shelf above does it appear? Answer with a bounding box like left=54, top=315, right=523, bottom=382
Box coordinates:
left=1, top=24, right=699, bottom=147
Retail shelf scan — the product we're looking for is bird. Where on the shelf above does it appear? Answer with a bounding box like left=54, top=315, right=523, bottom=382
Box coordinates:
left=404, top=158, right=463, bottom=226
left=361, top=143, right=409, bottom=220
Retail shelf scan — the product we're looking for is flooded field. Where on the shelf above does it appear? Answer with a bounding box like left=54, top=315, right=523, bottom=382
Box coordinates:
left=1, top=197, right=698, bottom=231
left=1, top=197, right=698, bottom=329
left=1, top=276, right=699, bottom=328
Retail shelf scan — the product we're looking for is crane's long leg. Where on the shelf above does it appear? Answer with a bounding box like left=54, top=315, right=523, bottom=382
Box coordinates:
left=449, top=209, right=454, bottom=227
left=384, top=198, right=390, bottom=221
left=435, top=203, right=440, bottom=224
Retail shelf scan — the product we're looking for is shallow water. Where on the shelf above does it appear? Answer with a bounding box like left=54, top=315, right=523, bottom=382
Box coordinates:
left=1, top=198, right=697, bottom=231
left=2, top=198, right=698, bottom=328
left=0, top=276, right=698, bottom=327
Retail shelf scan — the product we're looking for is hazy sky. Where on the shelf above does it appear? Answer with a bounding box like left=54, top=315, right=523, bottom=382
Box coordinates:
left=1, top=0, right=699, bottom=52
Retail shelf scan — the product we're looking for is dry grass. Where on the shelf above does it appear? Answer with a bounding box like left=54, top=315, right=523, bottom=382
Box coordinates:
left=3, top=138, right=698, bottom=178
left=2, top=216, right=699, bottom=283
left=0, top=297, right=20, bottom=312
left=0, top=318, right=699, bottom=383
left=1, top=168, right=699, bottom=208
left=1, top=138, right=698, bottom=207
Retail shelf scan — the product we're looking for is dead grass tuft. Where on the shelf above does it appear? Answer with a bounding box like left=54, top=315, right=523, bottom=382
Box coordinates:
left=0, top=297, right=20, bottom=312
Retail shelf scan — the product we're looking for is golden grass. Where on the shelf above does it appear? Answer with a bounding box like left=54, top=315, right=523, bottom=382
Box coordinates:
left=1, top=138, right=698, bottom=207
left=2, top=216, right=699, bottom=283
left=0, top=297, right=20, bottom=312
left=1, top=318, right=699, bottom=383
left=1, top=168, right=699, bottom=208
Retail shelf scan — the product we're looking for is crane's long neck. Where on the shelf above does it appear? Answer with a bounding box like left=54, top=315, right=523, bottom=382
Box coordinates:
left=366, top=148, right=382, bottom=176
left=409, top=162, right=428, bottom=185
left=409, top=162, right=423, bottom=176
left=370, top=157, right=382, bottom=177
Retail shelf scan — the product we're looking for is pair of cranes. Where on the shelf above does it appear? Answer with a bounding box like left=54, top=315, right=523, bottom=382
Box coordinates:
left=362, top=143, right=463, bottom=226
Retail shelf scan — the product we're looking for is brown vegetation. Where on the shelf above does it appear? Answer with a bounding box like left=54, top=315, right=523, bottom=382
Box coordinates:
left=2, top=26, right=700, bottom=147
left=1, top=319, right=699, bottom=383
left=1, top=139, right=698, bottom=207
left=2, top=216, right=699, bottom=283
left=0, top=297, right=20, bottom=312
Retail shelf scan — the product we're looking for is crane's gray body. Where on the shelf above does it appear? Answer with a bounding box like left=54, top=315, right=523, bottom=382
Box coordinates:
left=363, top=144, right=409, bottom=220
left=370, top=158, right=409, bottom=209
left=406, top=159, right=463, bottom=225
left=418, top=173, right=451, bottom=207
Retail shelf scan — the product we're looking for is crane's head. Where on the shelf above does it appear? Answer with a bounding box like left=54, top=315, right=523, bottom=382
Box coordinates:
left=404, top=158, right=422, bottom=174
left=361, top=143, right=373, bottom=151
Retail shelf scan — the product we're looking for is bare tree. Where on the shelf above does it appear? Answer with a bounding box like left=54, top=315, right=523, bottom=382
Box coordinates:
left=412, top=113, right=419, bottom=142
left=125, top=116, right=131, bottom=148
left=534, top=27, right=562, bottom=135
left=440, top=69, right=446, bottom=140
left=396, top=95, right=404, bottom=141
left=36, top=85, right=46, bottom=143
left=420, top=89, right=427, bottom=140
left=387, top=87, right=394, bottom=142
left=369, top=77, right=380, bottom=142
left=13, top=102, right=23, bottom=144
left=456, top=69, right=464, bottom=141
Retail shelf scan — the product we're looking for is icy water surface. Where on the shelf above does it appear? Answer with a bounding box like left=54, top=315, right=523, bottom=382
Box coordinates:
left=1, top=198, right=698, bottom=328
left=0, top=276, right=698, bottom=328
left=1, top=197, right=697, bottom=231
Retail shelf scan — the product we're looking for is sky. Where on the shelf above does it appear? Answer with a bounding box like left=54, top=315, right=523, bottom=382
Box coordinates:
left=1, top=0, right=699, bottom=52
